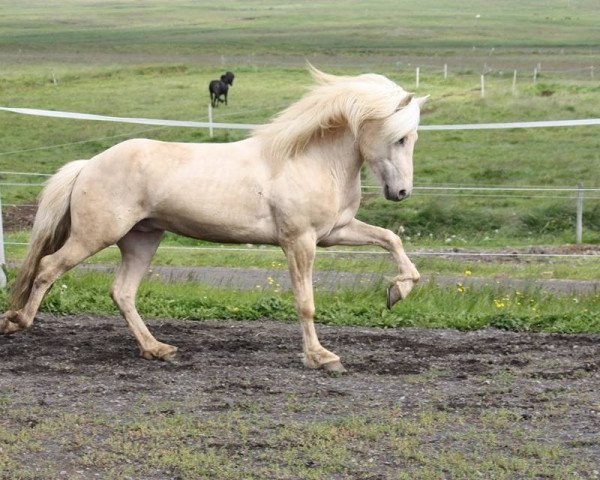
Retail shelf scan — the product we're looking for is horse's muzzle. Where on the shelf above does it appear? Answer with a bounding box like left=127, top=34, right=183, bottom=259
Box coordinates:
left=384, top=185, right=410, bottom=202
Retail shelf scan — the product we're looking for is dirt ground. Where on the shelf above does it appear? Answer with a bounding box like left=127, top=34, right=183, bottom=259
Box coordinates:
left=1, top=314, right=598, bottom=478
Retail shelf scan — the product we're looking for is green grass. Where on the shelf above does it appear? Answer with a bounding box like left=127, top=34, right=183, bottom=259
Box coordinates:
left=1, top=64, right=599, bottom=245
left=1, top=270, right=597, bottom=334
left=1, top=0, right=599, bottom=57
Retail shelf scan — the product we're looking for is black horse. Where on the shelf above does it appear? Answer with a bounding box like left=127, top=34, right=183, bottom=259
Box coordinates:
left=208, top=71, right=235, bottom=108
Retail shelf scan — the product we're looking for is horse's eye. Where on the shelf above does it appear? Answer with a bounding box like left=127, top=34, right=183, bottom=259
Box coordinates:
left=396, top=137, right=406, bottom=146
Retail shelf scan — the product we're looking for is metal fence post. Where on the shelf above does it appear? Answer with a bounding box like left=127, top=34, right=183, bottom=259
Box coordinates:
left=576, top=182, right=584, bottom=244
left=208, top=104, right=214, bottom=138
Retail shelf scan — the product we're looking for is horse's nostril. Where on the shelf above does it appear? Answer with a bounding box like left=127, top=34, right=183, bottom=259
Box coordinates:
left=399, top=189, right=407, bottom=199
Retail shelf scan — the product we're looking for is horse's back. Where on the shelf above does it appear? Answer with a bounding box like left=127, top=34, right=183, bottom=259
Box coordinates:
left=208, top=79, right=219, bottom=93
left=71, top=138, right=280, bottom=243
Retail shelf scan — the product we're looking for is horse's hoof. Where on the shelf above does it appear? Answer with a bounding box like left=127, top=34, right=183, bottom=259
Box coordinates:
left=322, top=360, right=346, bottom=374
left=0, top=319, right=20, bottom=334
left=1, top=311, right=26, bottom=334
left=140, top=343, right=178, bottom=361
left=387, top=285, right=402, bottom=309
left=387, top=278, right=417, bottom=309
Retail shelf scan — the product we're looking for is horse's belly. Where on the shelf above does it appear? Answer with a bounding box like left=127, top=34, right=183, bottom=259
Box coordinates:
left=146, top=208, right=278, bottom=245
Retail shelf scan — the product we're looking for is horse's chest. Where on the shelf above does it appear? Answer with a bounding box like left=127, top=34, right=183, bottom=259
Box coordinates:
left=335, top=205, right=358, bottom=228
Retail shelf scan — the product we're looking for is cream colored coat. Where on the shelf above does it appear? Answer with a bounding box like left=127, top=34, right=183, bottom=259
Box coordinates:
left=2, top=67, right=427, bottom=372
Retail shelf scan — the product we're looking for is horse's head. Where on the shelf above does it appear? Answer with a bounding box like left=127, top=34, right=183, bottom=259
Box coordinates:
left=254, top=66, right=428, bottom=186
left=359, top=94, right=428, bottom=202
left=224, top=71, right=235, bottom=85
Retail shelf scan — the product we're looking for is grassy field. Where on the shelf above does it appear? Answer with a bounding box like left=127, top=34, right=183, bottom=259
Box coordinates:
left=0, top=0, right=598, bottom=315
left=1, top=64, right=599, bottom=245
left=1, top=3, right=600, bottom=479
left=0, top=1, right=598, bottom=279
left=1, top=0, right=599, bottom=246
left=1, top=0, right=599, bottom=59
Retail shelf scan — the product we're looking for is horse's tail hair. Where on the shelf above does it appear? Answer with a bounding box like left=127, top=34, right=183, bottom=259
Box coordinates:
left=10, top=160, right=87, bottom=310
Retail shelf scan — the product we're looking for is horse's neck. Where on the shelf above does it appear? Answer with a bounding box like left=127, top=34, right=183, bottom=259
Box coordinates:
left=309, top=128, right=363, bottom=190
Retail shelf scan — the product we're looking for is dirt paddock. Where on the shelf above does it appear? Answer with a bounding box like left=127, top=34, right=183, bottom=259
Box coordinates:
left=1, top=314, right=598, bottom=478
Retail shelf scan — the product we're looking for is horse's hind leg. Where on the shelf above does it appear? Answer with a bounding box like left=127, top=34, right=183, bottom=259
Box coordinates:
left=2, top=236, right=102, bottom=334
left=110, top=229, right=177, bottom=361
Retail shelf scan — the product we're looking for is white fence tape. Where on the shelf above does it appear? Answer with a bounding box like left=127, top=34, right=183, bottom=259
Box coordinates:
left=2, top=106, right=600, bottom=131
left=0, top=107, right=260, bottom=130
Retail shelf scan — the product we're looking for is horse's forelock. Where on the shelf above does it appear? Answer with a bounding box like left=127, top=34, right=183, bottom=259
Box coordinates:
left=381, top=99, right=421, bottom=142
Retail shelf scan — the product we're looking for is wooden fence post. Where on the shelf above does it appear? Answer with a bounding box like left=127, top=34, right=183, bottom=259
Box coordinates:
left=208, top=104, right=214, bottom=138
left=512, top=70, right=517, bottom=95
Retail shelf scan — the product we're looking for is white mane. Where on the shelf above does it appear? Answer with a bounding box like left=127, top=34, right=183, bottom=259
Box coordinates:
left=253, top=65, right=418, bottom=162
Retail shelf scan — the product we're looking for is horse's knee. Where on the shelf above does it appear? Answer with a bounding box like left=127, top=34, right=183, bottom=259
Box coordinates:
left=298, top=305, right=315, bottom=320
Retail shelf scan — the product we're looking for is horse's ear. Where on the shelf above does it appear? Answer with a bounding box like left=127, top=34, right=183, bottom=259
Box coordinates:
left=416, top=95, right=430, bottom=107
left=306, top=62, right=339, bottom=84
left=396, top=93, right=414, bottom=110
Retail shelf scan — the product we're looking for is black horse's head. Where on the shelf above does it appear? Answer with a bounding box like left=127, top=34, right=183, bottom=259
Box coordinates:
left=224, top=71, right=235, bottom=86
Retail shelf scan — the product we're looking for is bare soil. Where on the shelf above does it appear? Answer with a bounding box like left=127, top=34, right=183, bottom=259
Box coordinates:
left=1, top=314, right=598, bottom=477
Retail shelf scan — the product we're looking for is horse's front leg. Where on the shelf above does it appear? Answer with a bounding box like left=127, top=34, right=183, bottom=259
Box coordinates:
left=282, top=233, right=345, bottom=373
left=319, top=218, right=420, bottom=309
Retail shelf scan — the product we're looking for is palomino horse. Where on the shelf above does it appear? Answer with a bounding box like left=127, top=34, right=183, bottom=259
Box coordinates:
left=1, top=67, right=427, bottom=373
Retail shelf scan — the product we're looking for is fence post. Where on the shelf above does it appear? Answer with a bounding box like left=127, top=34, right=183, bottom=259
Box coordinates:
left=576, top=182, right=583, bottom=244
left=208, top=103, right=214, bottom=138
left=512, top=70, right=517, bottom=95
left=0, top=192, right=6, bottom=288
left=416, top=67, right=420, bottom=88
left=444, top=63, right=448, bottom=80
left=480, top=75, right=485, bottom=98
left=533, top=67, right=538, bottom=84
